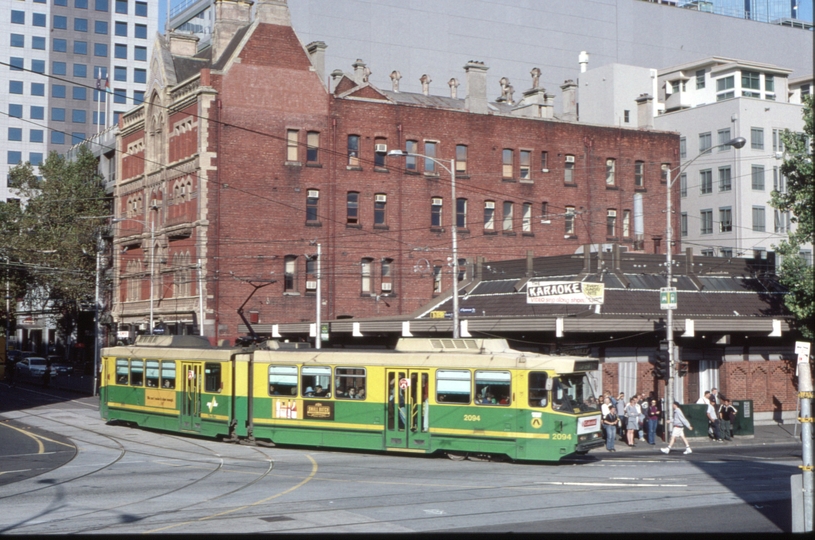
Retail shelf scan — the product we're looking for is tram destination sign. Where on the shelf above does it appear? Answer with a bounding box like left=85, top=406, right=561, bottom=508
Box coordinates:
left=526, top=280, right=604, bottom=305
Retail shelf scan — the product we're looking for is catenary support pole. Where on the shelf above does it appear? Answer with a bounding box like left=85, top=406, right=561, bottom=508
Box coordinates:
left=798, top=354, right=813, bottom=531
left=316, top=243, right=321, bottom=350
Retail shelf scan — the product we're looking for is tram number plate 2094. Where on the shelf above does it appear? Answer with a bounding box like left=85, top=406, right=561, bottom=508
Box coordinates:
left=463, top=414, right=481, bottom=422
left=552, top=433, right=573, bottom=440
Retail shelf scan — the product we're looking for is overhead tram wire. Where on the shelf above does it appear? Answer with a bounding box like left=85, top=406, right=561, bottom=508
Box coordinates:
left=1, top=59, right=715, bottom=229
left=5, top=63, right=787, bottom=266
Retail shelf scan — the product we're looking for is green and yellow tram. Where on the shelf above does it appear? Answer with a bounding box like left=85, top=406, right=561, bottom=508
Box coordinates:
left=100, top=336, right=604, bottom=461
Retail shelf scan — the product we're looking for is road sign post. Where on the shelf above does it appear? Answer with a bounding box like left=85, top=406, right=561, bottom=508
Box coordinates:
left=660, top=287, right=677, bottom=310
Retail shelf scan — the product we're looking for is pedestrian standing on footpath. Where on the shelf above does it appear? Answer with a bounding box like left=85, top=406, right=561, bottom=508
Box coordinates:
left=661, top=402, right=693, bottom=455
left=625, top=397, right=639, bottom=447
left=645, top=398, right=660, bottom=445
left=603, top=400, right=618, bottom=452
left=616, top=393, right=626, bottom=441
left=634, top=395, right=646, bottom=442
left=719, top=398, right=737, bottom=441
left=696, top=390, right=711, bottom=405
left=601, top=396, right=611, bottom=417
left=707, top=395, right=723, bottom=442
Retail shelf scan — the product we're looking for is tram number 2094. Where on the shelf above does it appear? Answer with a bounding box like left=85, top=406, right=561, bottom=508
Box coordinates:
left=552, top=433, right=573, bottom=440
left=463, top=414, right=481, bottom=422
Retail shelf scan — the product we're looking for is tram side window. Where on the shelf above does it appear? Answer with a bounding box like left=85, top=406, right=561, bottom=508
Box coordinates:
left=205, top=363, right=222, bottom=393
left=301, top=366, right=331, bottom=398
left=145, top=360, right=160, bottom=387
left=268, top=365, right=298, bottom=396
left=116, top=358, right=129, bottom=384
left=475, top=370, right=511, bottom=405
left=436, top=370, right=471, bottom=404
left=529, top=372, right=549, bottom=407
left=335, top=367, right=366, bottom=399
left=130, top=359, right=144, bottom=386
left=161, top=361, right=176, bottom=389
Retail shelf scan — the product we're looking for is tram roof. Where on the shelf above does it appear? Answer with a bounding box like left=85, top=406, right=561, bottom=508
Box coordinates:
left=103, top=338, right=594, bottom=373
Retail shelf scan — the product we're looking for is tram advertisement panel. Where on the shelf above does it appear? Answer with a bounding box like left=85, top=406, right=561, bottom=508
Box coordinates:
left=273, top=399, right=301, bottom=419
left=577, top=414, right=602, bottom=435
left=303, top=401, right=335, bottom=421
left=145, top=389, right=176, bottom=409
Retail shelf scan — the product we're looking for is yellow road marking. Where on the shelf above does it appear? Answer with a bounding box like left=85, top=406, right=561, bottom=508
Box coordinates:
left=145, top=454, right=318, bottom=534
left=0, top=423, right=44, bottom=454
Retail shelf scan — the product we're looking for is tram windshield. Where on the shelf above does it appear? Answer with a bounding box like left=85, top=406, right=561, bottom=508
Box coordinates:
left=551, top=373, right=599, bottom=413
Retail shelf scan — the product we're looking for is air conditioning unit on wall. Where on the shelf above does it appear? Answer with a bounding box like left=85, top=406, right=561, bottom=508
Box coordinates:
left=565, top=155, right=575, bottom=163
left=381, top=282, right=392, bottom=291
left=375, top=144, right=388, bottom=153
left=306, top=281, right=317, bottom=290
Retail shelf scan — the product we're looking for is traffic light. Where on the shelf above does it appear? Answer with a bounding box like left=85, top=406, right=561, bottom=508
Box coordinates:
left=653, top=351, right=669, bottom=380
left=677, top=361, right=689, bottom=377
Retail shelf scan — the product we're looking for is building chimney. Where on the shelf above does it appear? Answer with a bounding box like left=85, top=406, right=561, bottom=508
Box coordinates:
left=306, top=41, right=327, bottom=86
left=578, top=51, right=589, bottom=73
left=636, top=93, right=654, bottom=129
left=390, top=71, right=402, bottom=92
left=448, top=77, right=459, bottom=98
left=464, top=61, right=489, bottom=114
left=330, top=69, right=344, bottom=92
left=212, top=0, right=252, bottom=64
left=168, top=32, right=199, bottom=57
left=560, top=79, right=578, bottom=122
left=352, top=59, right=367, bottom=85
left=255, top=0, right=292, bottom=25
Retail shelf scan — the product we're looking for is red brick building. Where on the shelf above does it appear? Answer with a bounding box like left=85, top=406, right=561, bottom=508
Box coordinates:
left=112, top=0, right=679, bottom=345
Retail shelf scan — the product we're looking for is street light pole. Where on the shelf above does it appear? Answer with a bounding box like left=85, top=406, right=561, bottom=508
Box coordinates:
left=665, top=136, right=745, bottom=425
left=388, top=150, right=460, bottom=338
left=93, top=233, right=102, bottom=396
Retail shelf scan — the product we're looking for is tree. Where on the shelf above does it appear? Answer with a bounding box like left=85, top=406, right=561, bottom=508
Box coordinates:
left=771, top=94, right=814, bottom=339
left=5, top=146, right=110, bottom=342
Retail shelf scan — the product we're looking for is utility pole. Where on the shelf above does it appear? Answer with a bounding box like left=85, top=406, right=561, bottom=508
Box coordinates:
left=795, top=341, right=813, bottom=532
left=5, top=256, right=10, bottom=361
left=93, top=232, right=103, bottom=397
left=315, top=243, right=321, bottom=350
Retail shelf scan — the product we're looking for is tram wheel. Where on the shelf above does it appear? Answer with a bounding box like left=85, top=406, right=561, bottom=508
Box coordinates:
left=446, top=452, right=468, bottom=461
left=466, top=453, right=491, bottom=462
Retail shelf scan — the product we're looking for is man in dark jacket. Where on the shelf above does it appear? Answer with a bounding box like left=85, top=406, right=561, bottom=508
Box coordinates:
left=719, top=399, right=737, bottom=441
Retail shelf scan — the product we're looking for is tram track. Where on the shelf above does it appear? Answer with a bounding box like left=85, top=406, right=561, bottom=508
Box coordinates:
left=0, top=398, right=280, bottom=535
left=1, top=384, right=796, bottom=534
left=91, top=462, right=787, bottom=534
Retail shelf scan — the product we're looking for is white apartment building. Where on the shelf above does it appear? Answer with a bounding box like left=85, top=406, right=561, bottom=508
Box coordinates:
left=1, top=0, right=159, bottom=203
left=577, top=57, right=811, bottom=261
left=653, top=58, right=812, bottom=261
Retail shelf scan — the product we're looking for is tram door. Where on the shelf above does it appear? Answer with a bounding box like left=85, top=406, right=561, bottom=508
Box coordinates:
left=180, top=362, right=202, bottom=432
left=385, top=369, right=430, bottom=451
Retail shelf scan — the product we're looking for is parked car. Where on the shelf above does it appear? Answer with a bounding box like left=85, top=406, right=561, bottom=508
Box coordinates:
left=48, top=356, right=73, bottom=375
left=15, top=357, right=58, bottom=379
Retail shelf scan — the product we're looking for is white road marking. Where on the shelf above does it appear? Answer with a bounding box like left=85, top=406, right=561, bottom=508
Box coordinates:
left=0, top=469, right=32, bottom=475
left=536, top=481, right=687, bottom=487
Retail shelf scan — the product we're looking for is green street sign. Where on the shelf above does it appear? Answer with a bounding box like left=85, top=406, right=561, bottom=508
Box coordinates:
left=660, top=287, right=677, bottom=310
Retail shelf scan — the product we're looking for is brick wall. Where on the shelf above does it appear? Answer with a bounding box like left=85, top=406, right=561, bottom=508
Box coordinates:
left=114, top=20, right=680, bottom=344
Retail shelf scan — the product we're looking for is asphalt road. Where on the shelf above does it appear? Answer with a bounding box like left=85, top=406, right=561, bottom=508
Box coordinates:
left=0, top=381, right=801, bottom=534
